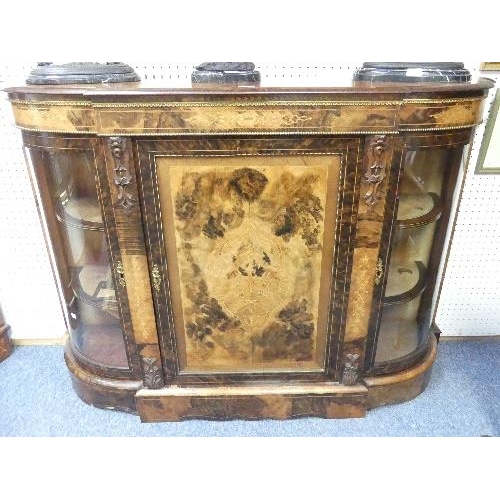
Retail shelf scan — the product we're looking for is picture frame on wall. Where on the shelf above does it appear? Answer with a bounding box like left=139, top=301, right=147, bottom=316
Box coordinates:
left=475, top=88, right=500, bottom=174
left=480, top=62, right=500, bottom=71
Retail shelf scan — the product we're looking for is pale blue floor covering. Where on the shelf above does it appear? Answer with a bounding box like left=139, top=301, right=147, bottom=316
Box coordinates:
left=0, top=339, right=498, bottom=436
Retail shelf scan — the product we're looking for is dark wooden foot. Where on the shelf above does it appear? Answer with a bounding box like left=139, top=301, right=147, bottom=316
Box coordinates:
left=64, top=340, right=142, bottom=414
left=0, top=324, right=12, bottom=363
left=364, top=335, right=437, bottom=409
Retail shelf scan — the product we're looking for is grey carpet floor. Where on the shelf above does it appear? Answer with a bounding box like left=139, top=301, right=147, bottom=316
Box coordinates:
left=0, top=339, right=498, bottom=436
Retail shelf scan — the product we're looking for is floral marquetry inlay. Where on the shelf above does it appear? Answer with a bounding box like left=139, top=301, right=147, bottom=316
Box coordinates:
left=349, top=252, right=373, bottom=330
left=205, top=218, right=294, bottom=331
left=183, top=109, right=314, bottom=130
left=156, top=155, right=341, bottom=372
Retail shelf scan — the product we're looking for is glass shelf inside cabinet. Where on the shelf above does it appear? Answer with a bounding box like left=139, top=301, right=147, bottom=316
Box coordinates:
left=56, top=197, right=104, bottom=231
left=374, top=148, right=460, bottom=367
left=67, top=263, right=125, bottom=368
left=71, top=266, right=119, bottom=317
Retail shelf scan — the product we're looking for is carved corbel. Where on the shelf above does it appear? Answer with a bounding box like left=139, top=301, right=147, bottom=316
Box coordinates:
left=363, top=135, right=389, bottom=207
left=108, top=137, right=135, bottom=213
left=341, top=353, right=360, bottom=386
left=142, top=357, right=164, bottom=389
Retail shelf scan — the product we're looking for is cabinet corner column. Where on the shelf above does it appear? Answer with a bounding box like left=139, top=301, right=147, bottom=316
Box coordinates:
left=341, top=134, right=395, bottom=382
left=103, top=136, right=165, bottom=389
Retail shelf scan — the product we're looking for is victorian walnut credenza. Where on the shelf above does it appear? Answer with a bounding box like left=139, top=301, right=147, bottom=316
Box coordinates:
left=5, top=65, right=493, bottom=420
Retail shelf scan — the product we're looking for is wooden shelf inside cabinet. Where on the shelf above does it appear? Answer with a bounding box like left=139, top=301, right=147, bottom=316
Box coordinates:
left=55, top=198, right=104, bottom=231
left=383, top=261, right=427, bottom=306
left=396, top=192, right=442, bottom=228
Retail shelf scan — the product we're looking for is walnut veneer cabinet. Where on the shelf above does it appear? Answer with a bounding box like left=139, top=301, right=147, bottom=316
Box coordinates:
left=5, top=76, right=493, bottom=421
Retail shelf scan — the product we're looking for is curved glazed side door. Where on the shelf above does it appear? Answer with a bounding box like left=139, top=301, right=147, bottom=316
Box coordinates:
left=23, top=132, right=141, bottom=380
left=134, top=135, right=393, bottom=386
left=366, top=130, right=472, bottom=374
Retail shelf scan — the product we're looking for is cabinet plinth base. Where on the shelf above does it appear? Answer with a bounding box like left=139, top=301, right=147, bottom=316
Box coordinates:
left=135, top=338, right=437, bottom=421
left=65, top=336, right=437, bottom=421
left=136, top=384, right=368, bottom=422
left=0, top=324, right=12, bottom=362
left=365, top=335, right=437, bottom=409
left=64, top=340, right=142, bottom=414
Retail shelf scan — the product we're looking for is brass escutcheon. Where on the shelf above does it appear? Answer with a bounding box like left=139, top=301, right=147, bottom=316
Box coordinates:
left=374, top=258, right=384, bottom=286
left=115, top=260, right=126, bottom=288
left=152, top=264, right=161, bottom=293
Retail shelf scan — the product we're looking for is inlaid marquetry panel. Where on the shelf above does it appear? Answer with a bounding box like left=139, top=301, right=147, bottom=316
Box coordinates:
left=96, top=105, right=398, bottom=135
left=399, top=98, right=485, bottom=130
left=8, top=95, right=487, bottom=135
left=156, top=155, right=341, bottom=372
left=10, top=101, right=95, bottom=133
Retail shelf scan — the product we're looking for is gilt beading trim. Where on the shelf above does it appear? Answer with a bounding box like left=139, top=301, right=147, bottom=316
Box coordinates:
left=13, top=124, right=479, bottom=136
left=402, top=97, right=483, bottom=104
left=9, top=96, right=483, bottom=108
left=399, top=124, right=482, bottom=132
left=9, top=99, right=91, bottom=107
left=11, top=125, right=400, bottom=136
left=94, top=100, right=399, bottom=108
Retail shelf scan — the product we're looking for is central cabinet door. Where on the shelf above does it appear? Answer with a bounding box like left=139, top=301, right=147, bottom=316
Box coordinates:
left=136, top=138, right=362, bottom=383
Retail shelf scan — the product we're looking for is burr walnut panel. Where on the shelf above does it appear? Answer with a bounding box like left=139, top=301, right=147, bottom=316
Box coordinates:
left=156, top=155, right=340, bottom=373
left=10, top=101, right=95, bottom=133
left=136, top=383, right=367, bottom=421
left=96, top=105, right=398, bottom=135
left=399, top=98, right=485, bottom=129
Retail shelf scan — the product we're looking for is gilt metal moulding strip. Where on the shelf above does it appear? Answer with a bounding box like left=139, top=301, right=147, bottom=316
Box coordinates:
left=12, top=125, right=478, bottom=136
left=9, top=96, right=484, bottom=108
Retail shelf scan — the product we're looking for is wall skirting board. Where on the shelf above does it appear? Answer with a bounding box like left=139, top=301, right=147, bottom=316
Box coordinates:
left=11, top=333, right=68, bottom=346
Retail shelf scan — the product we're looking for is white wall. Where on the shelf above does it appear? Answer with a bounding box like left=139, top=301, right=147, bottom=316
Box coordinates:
left=435, top=66, right=500, bottom=335
left=0, top=63, right=66, bottom=341
left=0, top=63, right=498, bottom=340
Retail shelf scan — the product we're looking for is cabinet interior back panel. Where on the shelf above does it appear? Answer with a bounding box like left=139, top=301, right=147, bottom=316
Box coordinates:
left=0, top=63, right=498, bottom=340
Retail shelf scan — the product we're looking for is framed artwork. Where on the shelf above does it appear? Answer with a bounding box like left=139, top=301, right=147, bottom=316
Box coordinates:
left=480, top=62, right=500, bottom=71
left=476, top=88, right=500, bottom=174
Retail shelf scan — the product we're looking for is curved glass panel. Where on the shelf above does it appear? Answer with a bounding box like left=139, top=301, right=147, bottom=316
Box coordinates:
left=31, top=148, right=128, bottom=368
left=375, top=146, right=463, bottom=365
